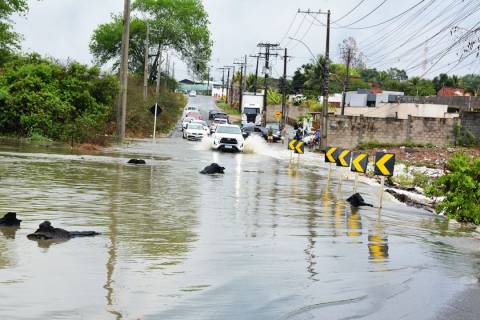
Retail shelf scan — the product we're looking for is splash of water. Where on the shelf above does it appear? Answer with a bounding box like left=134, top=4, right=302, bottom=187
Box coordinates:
left=193, top=136, right=215, bottom=151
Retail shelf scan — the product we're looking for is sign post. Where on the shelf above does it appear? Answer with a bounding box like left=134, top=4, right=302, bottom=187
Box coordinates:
left=350, top=152, right=369, bottom=193
left=374, top=152, right=395, bottom=208
left=152, top=103, right=158, bottom=141
left=325, top=147, right=340, bottom=180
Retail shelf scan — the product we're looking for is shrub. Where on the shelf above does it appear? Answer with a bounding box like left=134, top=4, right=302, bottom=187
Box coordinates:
left=426, top=154, right=480, bottom=224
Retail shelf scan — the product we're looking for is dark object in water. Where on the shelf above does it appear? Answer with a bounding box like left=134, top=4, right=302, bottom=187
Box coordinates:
left=346, top=193, right=373, bottom=207
left=128, top=159, right=146, bottom=165
left=386, top=189, right=434, bottom=212
left=27, top=221, right=100, bottom=241
left=200, top=163, right=225, bottom=174
left=0, top=212, right=21, bottom=227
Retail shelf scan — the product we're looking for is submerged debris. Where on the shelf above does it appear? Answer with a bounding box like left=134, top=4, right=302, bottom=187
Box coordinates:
left=200, top=163, right=225, bottom=174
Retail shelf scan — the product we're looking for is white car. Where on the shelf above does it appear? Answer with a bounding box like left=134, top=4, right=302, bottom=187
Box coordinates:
left=189, top=90, right=197, bottom=97
left=182, top=117, right=194, bottom=130
left=183, top=123, right=205, bottom=140
left=183, top=106, right=199, bottom=117
left=209, top=118, right=228, bottom=133
left=192, top=120, right=209, bottom=135
left=212, top=124, right=245, bottom=152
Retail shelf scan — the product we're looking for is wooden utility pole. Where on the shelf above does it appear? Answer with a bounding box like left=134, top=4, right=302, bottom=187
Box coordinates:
left=155, top=48, right=162, bottom=96
left=341, top=47, right=352, bottom=115
left=116, top=0, right=131, bottom=141
left=298, top=9, right=330, bottom=150
left=257, top=43, right=279, bottom=126
left=143, top=22, right=150, bottom=101
left=234, top=56, right=246, bottom=111
left=281, top=48, right=289, bottom=130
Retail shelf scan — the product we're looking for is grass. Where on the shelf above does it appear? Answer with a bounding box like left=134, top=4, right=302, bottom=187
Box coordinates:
left=125, top=76, right=186, bottom=137
left=216, top=101, right=241, bottom=116
left=357, top=140, right=433, bottom=150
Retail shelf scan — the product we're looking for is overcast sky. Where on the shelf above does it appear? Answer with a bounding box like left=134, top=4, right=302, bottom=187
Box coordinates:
left=13, top=0, right=480, bottom=81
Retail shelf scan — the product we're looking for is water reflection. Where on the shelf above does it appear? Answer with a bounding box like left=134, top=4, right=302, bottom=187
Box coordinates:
left=0, top=226, right=19, bottom=239
left=346, top=207, right=363, bottom=238
left=368, top=210, right=389, bottom=262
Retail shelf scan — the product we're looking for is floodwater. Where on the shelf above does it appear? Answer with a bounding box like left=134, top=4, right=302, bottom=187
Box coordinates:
left=0, top=96, right=479, bottom=320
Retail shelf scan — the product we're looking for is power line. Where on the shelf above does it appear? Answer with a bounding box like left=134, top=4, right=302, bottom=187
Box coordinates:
left=336, top=0, right=389, bottom=28
left=333, top=0, right=368, bottom=23
left=279, top=12, right=299, bottom=46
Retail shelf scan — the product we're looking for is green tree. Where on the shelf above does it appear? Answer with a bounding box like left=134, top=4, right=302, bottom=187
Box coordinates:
left=0, top=54, right=118, bottom=142
left=90, top=0, right=212, bottom=80
left=460, top=74, right=480, bottom=95
left=0, top=0, right=28, bottom=64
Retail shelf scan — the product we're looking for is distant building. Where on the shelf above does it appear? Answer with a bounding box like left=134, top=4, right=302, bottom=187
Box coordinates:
left=178, top=79, right=209, bottom=92
left=437, top=86, right=465, bottom=97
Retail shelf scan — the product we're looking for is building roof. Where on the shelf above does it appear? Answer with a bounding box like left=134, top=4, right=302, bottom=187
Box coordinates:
left=437, top=86, right=465, bottom=97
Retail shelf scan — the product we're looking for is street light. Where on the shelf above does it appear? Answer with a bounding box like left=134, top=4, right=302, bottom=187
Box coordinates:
left=288, top=37, right=318, bottom=63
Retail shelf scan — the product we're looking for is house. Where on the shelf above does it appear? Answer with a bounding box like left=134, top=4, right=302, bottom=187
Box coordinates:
left=437, top=86, right=465, bottom=97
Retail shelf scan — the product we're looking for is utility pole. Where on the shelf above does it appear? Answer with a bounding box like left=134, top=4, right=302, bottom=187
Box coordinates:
left=218, top=67, right=227, bottom=99
left=234, top=56, right=247, bottom=111
left=281, top=48, right=290, bottom=130
left=116, top=0, right=131, bottom=141
left=230, top=66, right=235, bottom=105
left=341, top=47, right=352, bottom=115
left=250, top=54, right=261, bottom=95
left=257, top=43, right=279, bottom=126
left=155, top=48, right=162, bottom=96
left=207, top=67, right=211, bottom=96
left=172, top=61, right=175, bottom=80
left=298, top=8, right=330, bottom=150
left=225, top=66, right=231, bottom=103
left=143, top=22, right=149, bottom=101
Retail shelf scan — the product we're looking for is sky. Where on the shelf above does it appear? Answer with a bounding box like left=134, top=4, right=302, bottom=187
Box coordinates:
left=12, top=0, right=480, bottom=82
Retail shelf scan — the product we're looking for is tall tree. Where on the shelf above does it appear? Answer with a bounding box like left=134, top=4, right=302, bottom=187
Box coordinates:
left=0, top=0, right=29, bottom=64
left=90, top=0, right=212, bottom=80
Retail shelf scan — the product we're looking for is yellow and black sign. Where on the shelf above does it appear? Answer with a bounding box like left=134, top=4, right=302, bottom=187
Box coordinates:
left=275, top=111, right=282, bottom=119
left=374, top=152, right=395, bottom=176
left=350, top=152, right=369, bottom=173
left=294, top=140, right=304, bottom=154
left=325, top=147, right=340, bottom=163
left=288, top=139, right=304, bottom=154
left=336, top=149, right=351, bottom=167
left=288, top=139, right=297, bottom=151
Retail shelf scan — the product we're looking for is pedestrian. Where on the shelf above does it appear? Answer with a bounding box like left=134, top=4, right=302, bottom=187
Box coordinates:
left=267, top=126, right=274, bottom=143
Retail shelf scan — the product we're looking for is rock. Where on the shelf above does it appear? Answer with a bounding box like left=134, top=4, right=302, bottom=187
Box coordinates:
left=0, top=212, right=21, bottom=227
left=346, top=193, right=373, bottom=207
left=385, top=189, right=434, bottom=212
left=128, top=159, right=146, bottom=165
left=27, top=221, right=100, bottom=241
left=200, top=163, right=225, bottom=174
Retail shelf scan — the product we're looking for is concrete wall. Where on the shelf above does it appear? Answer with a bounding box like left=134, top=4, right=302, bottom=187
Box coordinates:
left=326, top=115, right=457, bottom=148
left=266, top=105, right=308, bottom=123
left=461, top=112, right=480, bottom=143
left=336, top=103, right=459, bottom=119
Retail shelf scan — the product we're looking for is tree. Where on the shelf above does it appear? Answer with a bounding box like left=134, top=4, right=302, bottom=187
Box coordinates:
left=0, top=0, right=29, bottom=64
left=386, top=68, right=408, bottom=81
left=90, top=0, right=212, bottom=80
left=461, top=74, right=480, bottom=96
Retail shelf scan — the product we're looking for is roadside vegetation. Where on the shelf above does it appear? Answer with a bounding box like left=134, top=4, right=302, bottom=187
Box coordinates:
left=426, top=154, right=480, bottom=224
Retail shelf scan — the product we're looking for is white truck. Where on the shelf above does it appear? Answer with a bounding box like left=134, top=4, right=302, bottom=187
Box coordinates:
left=241, top=93, right=264, bottom=126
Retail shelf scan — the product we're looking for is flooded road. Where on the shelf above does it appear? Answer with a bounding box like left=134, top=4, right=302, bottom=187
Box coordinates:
left=0, top=96, right=479, bottom=320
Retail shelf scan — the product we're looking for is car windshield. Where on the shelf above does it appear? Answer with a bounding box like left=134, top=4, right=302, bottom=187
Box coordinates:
left=216, top=126, right=241, bottom=134
left=188, top=124, right=203, bottom=130
left=214, top=119, right=227, bottom=124
left=214, top=113, right=228, bottom=118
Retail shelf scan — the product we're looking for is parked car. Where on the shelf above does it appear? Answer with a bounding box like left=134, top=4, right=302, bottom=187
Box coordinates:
left=183, top=122, right=205, bottom=140
left=211, top=124, right=245, bottom=152
left=266, top=123, right=282, bottom=142
left=209, top=118, right=228, bottom=133
left=189, top=90, right=197, bottom=97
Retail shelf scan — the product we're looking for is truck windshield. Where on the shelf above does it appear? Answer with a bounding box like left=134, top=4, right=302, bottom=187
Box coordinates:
left=216, top=126, right=241, bottom=134
left=244, top=108, right=259, bottom=114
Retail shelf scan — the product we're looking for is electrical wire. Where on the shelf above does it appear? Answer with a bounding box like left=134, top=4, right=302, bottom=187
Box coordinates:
left=336, top=0, right=389, bottom=28
left=279, top=12, right=298, bottom=46
left=333, top=0, right=368, bottom=23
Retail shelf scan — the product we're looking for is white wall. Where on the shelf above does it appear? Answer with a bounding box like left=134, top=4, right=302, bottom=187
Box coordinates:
left=335, top=103, right=459, bottom=119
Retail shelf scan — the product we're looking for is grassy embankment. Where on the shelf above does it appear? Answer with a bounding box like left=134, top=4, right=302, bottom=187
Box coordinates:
left=124, top=77, right=186, bottom=139
left=215, top=99, right=241, bottom=124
